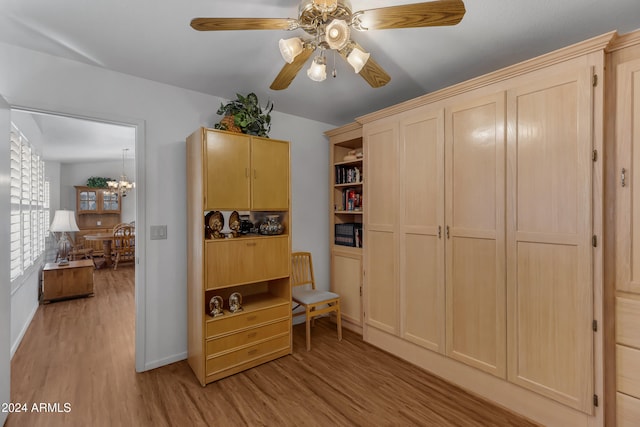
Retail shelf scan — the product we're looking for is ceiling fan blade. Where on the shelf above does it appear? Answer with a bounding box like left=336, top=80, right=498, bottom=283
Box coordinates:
left=191, top=17, right=296, bottom=31
left=356, top=0, right=465, bottom=30
left=270, top=47, right=315, bottom=90
left=357, top=57, right=391, bottom=88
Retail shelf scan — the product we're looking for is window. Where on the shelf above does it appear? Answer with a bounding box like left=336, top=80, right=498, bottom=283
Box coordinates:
left=10, top=122, right=48, bottom=282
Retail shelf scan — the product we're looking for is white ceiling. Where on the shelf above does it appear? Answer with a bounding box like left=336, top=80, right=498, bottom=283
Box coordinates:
left=2, top=0, right=640, bottom=135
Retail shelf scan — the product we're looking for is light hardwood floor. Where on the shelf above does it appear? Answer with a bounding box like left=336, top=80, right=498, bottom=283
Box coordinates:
left=7, top=266, right=539, bottom=426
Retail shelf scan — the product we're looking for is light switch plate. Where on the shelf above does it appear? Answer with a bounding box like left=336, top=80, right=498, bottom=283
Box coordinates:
left=150, top=225, right=167, bottom=240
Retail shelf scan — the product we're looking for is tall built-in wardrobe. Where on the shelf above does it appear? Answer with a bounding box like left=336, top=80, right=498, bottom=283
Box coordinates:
left=327, top=30, right=640, bottom=426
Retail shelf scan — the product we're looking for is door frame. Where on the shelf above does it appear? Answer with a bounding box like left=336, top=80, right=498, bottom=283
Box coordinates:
left=1, top=94, right=11, bottom=426
left=10, top=103, right=147, bottom=373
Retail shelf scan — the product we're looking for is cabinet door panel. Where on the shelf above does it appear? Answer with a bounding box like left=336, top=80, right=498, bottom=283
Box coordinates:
left=205, top=130, right=250, bottom=210
left=399, top=110, right=445, bottom=352
left=366, top=231, right=397, bottom=334
left=331, top=251, right=362, bottom=327
left=445, top=93, right=506, bottom=378
left=507, top=68, right=593, bottom=412
left=449, top=237, right=500, bottom=373
left=251, top=137, right=289, bottom=210
left=205, top=237, right=288, bottom=289
left=403, top=233, right=441, bottom=351
left=616, top=59, right=640, bottom=293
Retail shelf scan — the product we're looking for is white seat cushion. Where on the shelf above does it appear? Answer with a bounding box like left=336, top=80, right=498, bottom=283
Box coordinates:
left=292, top=288, right=340, bottom=305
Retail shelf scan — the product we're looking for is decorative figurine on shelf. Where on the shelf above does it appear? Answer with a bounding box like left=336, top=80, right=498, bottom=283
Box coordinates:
left=343, top=150, right=357, bottom=161
left=259, top=215, right=284, bottom=235
left=210, top=211, right=224, bottom=239
left=209, top=295, right=224, bottom=317
left=229, top=211, right=240, bottom=238
left=229, top=292, right=243, bottom=313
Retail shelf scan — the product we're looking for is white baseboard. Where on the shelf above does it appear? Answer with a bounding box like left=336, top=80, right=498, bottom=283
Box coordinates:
left=10, top=301, right=38, bottom=359
left=143, top=351, right=187, bottom=372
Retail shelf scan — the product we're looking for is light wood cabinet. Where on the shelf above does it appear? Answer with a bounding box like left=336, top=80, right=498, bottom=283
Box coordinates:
left=609, top=31, right=640, bottom=426
left=42, top=260, right=94, bottom=303
left=74, top=186, right=121, bottom=251
left=326, top=123, right=364, bottom=333
left=204, top=129, right=289, bottom=211
left=186, top=128, right=292, bottom=386
left=354, top=32, right=611, bottom=426
left=75, top=186, right=120, bottom=215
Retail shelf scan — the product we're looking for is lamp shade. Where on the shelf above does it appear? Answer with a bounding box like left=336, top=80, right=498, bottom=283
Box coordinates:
left=279, top=38, right=304, bottom=64
left=347, top=46, right=370, bottom=74
left=307, top=56, right=327, bottom=82
left=326, top=19, right=350, bottom=50
left=50, top=210, right=80, bottom=233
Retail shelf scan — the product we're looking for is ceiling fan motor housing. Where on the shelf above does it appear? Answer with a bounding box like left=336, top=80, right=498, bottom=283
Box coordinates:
left=298, top=0, right=352, bottom=36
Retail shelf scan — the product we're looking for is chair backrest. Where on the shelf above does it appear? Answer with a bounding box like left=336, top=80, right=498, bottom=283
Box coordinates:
left=112, top=223, right=135, bottom=252
left=291, top=252, right=316, bottom=290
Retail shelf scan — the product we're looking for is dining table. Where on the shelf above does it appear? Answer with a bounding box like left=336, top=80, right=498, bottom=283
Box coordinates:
left=83, top=232, right=116, bottom=269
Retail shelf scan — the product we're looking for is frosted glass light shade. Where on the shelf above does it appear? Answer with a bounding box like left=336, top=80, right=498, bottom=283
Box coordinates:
left=50, top=210, right=80, bottom=232
left=347, top=47, right=370, bottom=74
left=325, top=19, right=350, bottom=50
left=307, top=56, right=327, bottom=82
left=279, top=38, right=304, bottom=64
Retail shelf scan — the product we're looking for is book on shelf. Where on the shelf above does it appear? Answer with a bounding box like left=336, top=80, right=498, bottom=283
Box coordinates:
left=340, top=188, right=362, bottom=212
left=335, top=165, right=362, bottom=185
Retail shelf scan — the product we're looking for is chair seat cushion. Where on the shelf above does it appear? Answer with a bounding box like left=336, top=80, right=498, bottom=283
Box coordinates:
left=292, top=288, right=340, bottom=305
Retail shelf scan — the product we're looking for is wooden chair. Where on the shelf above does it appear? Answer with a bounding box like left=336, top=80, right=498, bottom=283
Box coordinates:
left=291, top=251, right=342, bottom=351
left=112, top=223, right=135, bottom=270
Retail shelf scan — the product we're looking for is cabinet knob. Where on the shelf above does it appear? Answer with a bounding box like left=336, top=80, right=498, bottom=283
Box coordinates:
left=622, top=168, right=627, bottom=187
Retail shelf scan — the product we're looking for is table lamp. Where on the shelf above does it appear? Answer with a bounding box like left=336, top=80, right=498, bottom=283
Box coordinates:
left=50, top=210, right=80, bottom=265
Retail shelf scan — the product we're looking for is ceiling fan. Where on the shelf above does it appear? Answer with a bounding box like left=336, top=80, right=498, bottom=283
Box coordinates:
left=191, top=0, right=465, bottom=90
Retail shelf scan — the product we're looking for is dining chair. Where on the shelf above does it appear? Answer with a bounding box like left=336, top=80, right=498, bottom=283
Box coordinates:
left=291, top=251, right=342, bottom=351
left=112, top=223, right=135, bottom=270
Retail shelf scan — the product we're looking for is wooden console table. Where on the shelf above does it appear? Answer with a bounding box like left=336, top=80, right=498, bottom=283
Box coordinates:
left=42, top=259, right=95, bottom=303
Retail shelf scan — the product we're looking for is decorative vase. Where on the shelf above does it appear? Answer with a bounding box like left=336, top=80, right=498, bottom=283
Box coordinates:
left=259, top=215, right=284, bottom=235
left=219, top=115, right=242, bottom=133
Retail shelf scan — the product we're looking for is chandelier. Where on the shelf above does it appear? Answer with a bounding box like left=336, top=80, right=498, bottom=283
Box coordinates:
left=107, top=148, right=135, bottom=197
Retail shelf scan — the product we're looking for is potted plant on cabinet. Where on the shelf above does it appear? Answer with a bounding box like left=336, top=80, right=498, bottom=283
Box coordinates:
left=215, top=92, right=273, bottom=138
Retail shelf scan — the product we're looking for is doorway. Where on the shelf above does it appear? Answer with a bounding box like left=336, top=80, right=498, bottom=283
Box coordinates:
left=9, top=107, right=146, bottom=372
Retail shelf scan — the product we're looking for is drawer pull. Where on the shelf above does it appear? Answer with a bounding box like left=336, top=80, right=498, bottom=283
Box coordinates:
left=247, top=332, right=257, bottom=338
left=248, top=349, right=258, bottom=356
left=246, top=315, right=257, bottom=322
left=246, top=242, right=257, bottom=247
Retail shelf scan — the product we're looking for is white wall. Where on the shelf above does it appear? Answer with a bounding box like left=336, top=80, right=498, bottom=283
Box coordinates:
left=0, top=42, right=334, bottom=371
left=0, top=91, right=12, bottom=427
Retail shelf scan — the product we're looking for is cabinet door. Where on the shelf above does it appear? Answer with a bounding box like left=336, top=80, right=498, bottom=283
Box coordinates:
left=251, top=137, right=289, bottom=210
left=364, top=121, right=398, bottom=335
left=445, top=92, right=506, bottom=377
left=616, top=58, right=640, bottom=294
left=399, top=108, right=445, bottom=352
left=77, top=189, right=98, bottom=213
left=331, top=250, right=362, bottom=327
left=205, top=130, right=250, bottom=210
left=205, top=236, right=289, bottom=289
left=101, top=190, right=120, bottom=213
left=506, top=67, right=594, bottom=412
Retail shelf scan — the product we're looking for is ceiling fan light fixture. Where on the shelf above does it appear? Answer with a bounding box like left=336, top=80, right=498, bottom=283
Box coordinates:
left=279, top=37, right=305, bottom=63
left=325, top=19, right=350, bottom=50
left=307, top=55, right=327, bottom=82
left=346, top=46, right=370, bottom=74
left=312, top=0, right=338, bottom=13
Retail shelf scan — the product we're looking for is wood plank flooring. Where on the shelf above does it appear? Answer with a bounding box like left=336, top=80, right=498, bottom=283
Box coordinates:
left=7, top=266, right=539, bottom=426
